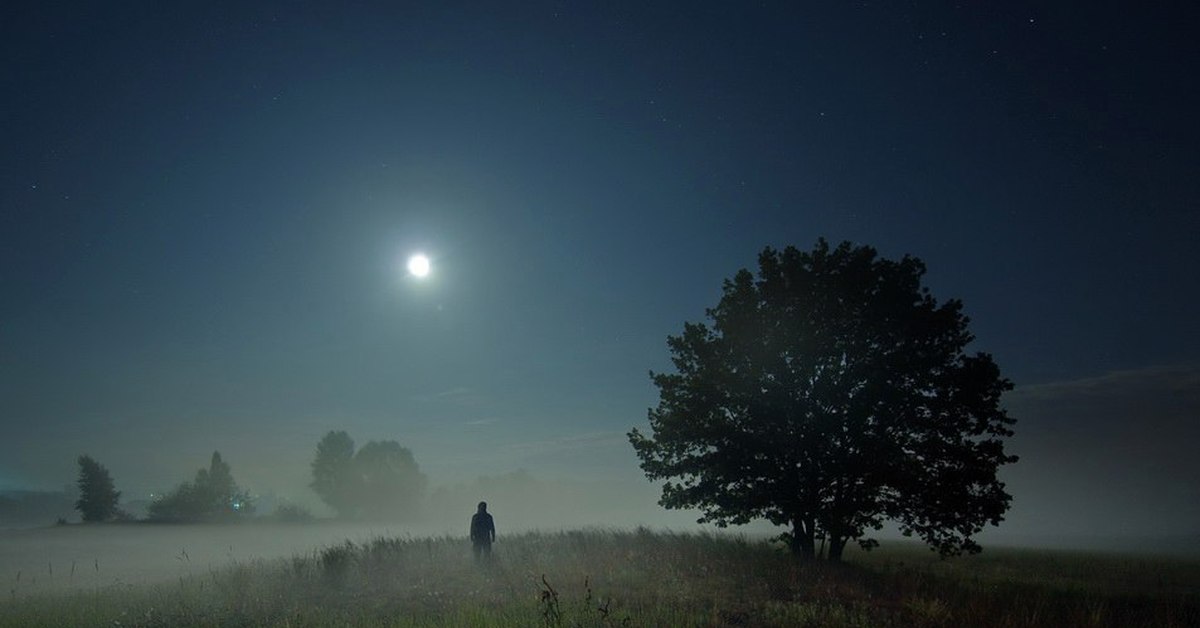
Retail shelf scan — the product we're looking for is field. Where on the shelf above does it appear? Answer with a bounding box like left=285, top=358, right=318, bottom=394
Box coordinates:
left=1, top=525, right=1198, bottom=627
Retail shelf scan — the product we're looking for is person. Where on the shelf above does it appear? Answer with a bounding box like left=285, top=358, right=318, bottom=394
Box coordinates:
left=470, top=501, right=496, bottom=560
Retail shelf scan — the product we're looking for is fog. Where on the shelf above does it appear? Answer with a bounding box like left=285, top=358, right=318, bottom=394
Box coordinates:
left=0, top=477, right=750, bottom=598
left=5, top=365, right=1199, bottom=587
left=987, top=366, right=1200, bottom=550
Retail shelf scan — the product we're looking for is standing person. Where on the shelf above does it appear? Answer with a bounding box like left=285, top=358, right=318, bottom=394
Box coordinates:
left=470, top=501, right=496, bottom=560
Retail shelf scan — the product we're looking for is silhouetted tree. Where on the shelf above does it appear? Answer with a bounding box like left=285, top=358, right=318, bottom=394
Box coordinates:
left=147, top=451, right=253, bottom=521
left=195, top=451, right=241, bottom=515
left=353, top=440, right=427, bottom=520
left=75, top=455, right=120, bottom=522
left=310, top=432, right=427, bottom=520
left=629, top=240, right=1017, bottom=560
left=146, top=481, right=206, bottom=521
left=310, top=431, right=359, bottom=518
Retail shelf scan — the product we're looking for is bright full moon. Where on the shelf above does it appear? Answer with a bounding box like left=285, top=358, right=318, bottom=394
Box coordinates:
left=407, top=253, right=431, bottom=278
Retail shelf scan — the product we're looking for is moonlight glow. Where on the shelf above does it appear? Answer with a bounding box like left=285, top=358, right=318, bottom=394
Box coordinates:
left=407, top=254, right=431, bottom=278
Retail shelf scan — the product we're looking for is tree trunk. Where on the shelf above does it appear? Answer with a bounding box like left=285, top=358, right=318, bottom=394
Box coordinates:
left=828, top=535, right=848, bottom=562
left=791, top=519, right=815, bottom=559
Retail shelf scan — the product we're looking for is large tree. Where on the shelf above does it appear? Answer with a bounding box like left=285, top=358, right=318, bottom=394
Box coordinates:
left=628, top=240, right=1017, bottom=560
left=353, top=440, right=427, bottom=521
left=310, top=432, right=427, bottom=520
left=75, top=455, right=121, bottom=522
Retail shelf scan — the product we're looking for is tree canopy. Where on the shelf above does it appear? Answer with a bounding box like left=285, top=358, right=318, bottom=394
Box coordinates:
left=310, top=431, right=427, bottom=520
left=75, top=455, right=120, bottom=522
left=147, top=451, right=253, bottom=521
left=628, top=240, right=1017, bottom=560
left=310, top=431, right=358, bottom=517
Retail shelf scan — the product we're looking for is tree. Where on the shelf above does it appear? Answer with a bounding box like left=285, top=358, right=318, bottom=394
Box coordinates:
left=147, top=451, right=252, bottom=521
left=309, top=432, right=427, bottom=520
left=628, top=240, right=1017, bottom=560
left=353, top=440, right=426, bottom=520
left=146, top=481, right=206, bottom=521
left=310, top=431, right=359, bottom=518
left=75, top=455, right=121, bottom=522
left=195, top=451, right=240, bottom=515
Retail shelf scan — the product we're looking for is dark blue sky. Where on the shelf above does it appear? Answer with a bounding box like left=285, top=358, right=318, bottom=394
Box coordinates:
left=2, top=2, right=1197, bottom=537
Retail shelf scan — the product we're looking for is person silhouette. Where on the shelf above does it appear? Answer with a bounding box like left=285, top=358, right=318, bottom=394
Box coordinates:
left=470, top=501, right=496, bottom=560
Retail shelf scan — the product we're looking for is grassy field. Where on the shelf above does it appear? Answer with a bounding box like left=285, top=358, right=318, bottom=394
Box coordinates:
left=1, top=528, right=1197, bottom=627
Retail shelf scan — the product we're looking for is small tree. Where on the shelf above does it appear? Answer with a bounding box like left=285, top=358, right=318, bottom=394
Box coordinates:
left=629, top=240, right=1017, bottom=560
left=75, top=455, right=120, bottom=523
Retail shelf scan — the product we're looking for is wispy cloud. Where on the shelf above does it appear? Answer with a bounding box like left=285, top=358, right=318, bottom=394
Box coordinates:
left=1008, top=364, right=1200, bottom=404
left=434, top=386, right=475, bottom=399
left=411, top=386, right=489, bottom=406
left=1004, top=364, right=1200, bottom=439
left=504, top=431, right=629, bottom=454
left=997, top=364, right=1200, bottom=536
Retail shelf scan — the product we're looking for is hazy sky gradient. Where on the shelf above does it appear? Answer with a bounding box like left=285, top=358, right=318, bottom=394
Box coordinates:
left=2, top=2, right=1197, bottom=539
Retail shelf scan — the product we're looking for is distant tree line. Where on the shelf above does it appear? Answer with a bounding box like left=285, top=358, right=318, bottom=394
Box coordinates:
left=0, top=489, right=77, bottom=527
left=67, top=431, right=428, bottom=524
left=71, top=451, right=256, bottom=523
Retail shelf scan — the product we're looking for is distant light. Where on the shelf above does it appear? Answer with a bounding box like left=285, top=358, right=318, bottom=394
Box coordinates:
left=407, top=254, right=431, bottom=278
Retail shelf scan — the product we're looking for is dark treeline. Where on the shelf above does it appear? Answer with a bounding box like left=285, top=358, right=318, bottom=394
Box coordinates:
left=0, top=489, right=76, bottom=527
left=64, top=432, right=430, bottom=526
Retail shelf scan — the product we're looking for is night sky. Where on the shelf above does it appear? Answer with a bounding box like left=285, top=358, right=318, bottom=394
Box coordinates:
left=3, top=2, right=1198, bottom=541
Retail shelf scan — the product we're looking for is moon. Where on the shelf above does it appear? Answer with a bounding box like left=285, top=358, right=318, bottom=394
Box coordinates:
left=407, top=253, right=431, bottom=278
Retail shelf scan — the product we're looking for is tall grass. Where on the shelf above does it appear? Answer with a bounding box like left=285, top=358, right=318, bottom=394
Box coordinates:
left=1, top=528, right=1197, bottom=627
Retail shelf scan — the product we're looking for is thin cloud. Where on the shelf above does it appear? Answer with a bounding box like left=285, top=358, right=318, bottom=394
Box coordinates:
left=434, top=387, right=475, bottom=399
left=411, top=387, right=487, bottom=406
left=505, top=431, right=629, bottom=454
left=1008, top=365, right=1200, bottom=403
left=997, top=363, right=1200, bottom=537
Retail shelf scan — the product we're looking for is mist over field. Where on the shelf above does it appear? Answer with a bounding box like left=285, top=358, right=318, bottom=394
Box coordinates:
left=6, top=364, right=1198, bottom=559
left=3, top=3, right=1200, bottom=625
left=3, top=434, right=1196, bottom=602
left=0, top=477, right=727, bottom=600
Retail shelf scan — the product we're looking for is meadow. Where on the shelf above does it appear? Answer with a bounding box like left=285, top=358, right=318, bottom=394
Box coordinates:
left=1, top=526, right=1198, bottom=627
